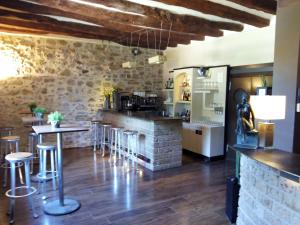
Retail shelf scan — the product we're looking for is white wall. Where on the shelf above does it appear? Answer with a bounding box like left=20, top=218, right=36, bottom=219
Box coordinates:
left=163, top=18, right=276, bottom=79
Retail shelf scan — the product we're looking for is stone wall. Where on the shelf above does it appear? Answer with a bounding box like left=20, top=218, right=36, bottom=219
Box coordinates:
left=102, top=111, right=182, bottom=171
left=237, top=155, right=300, bottom=225
left=0, top=34, right=163, bottom=148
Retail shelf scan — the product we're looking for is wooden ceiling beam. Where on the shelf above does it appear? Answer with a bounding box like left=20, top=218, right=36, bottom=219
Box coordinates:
left=0, top=8, right=185, bottom=47
left=0, top=0, right=204, bottom=42
left=0, top=14, right=174, bottom=49
left=84, top=0, right=244, bottom=32
left=0, top=20, right=170, bottom=50
left=227, top=0, right=277, bottom=14
left=0, top=25, right=50, bottom=35
left=29, top=0, right=228, bottom=37
left=156, top=0, right=270, bottom=27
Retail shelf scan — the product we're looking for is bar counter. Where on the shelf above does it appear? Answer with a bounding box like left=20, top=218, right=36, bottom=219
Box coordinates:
left=228, top=146, right=300, bottom=225
left=99, top=110, right=182, bottom=171
left=235, top=147, right=300, bottom=182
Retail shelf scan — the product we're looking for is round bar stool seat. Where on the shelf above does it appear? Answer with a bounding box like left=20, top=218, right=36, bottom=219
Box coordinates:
left=5, top=152, right=32, bottom=161
left=100, top=123, right=112, bottom=157
left=91, top=120, right=102, bottom=152
left=5, top=152, right=38, bottom=224
left=1, top=135, right=24, bottom=190
left=0, top=136, right=20, bottom=142
left=36, top=142, right=56, bottom=150
left=37, top=143, right=58, bottom=199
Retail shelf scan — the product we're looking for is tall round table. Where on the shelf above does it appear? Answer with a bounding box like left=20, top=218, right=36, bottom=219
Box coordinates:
left=32, top=124, right=89, bottom=215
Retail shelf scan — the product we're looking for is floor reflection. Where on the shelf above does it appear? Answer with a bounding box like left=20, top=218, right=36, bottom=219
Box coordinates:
left=0, top=147, right=232, bottom=225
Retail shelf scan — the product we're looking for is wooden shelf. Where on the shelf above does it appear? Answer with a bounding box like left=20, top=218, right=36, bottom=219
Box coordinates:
left=164, top=102, right=174, bottom=105
left=176, top=101, right=191, bottom=104
left=162, top=89, right=174, bottom=91
left=194, top=89, right=218, bottom=93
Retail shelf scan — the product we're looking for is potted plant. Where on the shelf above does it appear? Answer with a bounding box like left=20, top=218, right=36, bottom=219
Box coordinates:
left=28, top=102, right=37, bottom=113
left=48, top=111, right=64, bottom=128
left=33, top=107, right=46, bottom=119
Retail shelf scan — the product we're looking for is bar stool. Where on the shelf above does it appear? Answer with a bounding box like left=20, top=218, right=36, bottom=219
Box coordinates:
left=1, top=136, right=24, bottom=189
left=110, top=127, right=124, bottom=164
left=100, top=123, right=112, bottom=157
left=5, top=152, right=38, bottom=224
left=28, top=131, right=39, bottom=174
left=91, top=120, right=102, bottom=151
left=0, top=127, right=15, bottom=162
left=123, top=130, right=139, bottom=169
left=0, top=127, right=14, bottom=137
left=36, top=142, right=58, bottom=199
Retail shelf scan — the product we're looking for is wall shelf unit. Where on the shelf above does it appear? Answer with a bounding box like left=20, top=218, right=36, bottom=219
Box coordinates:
left=164, top=66, right=229, bottom=159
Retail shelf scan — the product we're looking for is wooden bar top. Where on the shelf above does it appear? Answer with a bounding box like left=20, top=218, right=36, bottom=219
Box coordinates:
left=229, top=145, right=300, bottom=182
left=101, top=110, right=182, bottom=122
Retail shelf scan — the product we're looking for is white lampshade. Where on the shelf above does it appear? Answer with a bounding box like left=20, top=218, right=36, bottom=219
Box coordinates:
left=250, top=95, right=286, bottom=120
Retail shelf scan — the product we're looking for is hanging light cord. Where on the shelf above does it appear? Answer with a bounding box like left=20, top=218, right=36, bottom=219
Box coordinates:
left=166, top=22, right=173, bottom=49
left=158, top=21, right=163, bottom=52
left=154, top=30, right=157, bottom=54
left=146, top=30, right=149, bottom=50
left=137, top=32, right=141, bottom=49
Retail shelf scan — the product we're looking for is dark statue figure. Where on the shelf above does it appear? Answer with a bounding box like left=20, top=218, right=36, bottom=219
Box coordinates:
left=235, top=95, right=259, bottom=149
left=236, top=96, right=255, bottom=138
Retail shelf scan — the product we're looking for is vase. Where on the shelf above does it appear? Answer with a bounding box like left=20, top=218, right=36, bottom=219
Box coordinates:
left=112, top=91, right=120, bottom=111
left=104, top=95, right=111, bottom=110
left=35, top=112, right=44, bottom=119
left=51, top=121, right=60, bottom=129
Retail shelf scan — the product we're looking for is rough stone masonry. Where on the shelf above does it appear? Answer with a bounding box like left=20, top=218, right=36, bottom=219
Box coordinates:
left=237, top=155, right=300, bottom=225
left=0, top=34, right=163, bottom=148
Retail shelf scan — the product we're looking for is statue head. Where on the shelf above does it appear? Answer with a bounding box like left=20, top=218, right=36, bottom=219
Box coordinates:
left=242, top=96, right=248, bottom=104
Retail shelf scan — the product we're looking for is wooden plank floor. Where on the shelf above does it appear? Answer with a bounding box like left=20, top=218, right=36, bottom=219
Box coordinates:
left=0, top=148, right=234, bottom=225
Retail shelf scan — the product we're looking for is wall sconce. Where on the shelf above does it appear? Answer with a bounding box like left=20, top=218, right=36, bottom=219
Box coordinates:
left=0, top=49, right=21, bottom=79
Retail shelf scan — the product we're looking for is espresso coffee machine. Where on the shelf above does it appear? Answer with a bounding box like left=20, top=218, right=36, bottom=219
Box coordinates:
left=118, top=92, right=159, bottom=111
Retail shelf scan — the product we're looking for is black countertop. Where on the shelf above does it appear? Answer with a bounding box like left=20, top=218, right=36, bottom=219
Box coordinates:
left=100, top=110, right=182, bottom=122
left=230, top=146, right=300, bottom=182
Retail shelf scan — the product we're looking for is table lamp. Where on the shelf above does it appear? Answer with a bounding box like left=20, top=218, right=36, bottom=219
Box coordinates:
left=250, top=95, right=286, bottom=147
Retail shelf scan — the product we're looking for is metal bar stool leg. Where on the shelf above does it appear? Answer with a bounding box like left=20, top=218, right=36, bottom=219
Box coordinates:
left=29, top=135, right=33, bottom=174
left=38, top=149, right=43, bottom=194
left=8, top=162, right=16, bottom=224
left=101, top=126, right=105, bottom=157
left=50, top=150, right=56, bottom=190
left=25, top=160, right=38, bottom=218
left=109, top=129, right=114, bottom=161
left=16, top=141, right=24, bottom=185
left=3, top=143, right=8, bottom=188
left=93, top=123, right=98, bottom=152
left=42, top=150, right=47, bottom=199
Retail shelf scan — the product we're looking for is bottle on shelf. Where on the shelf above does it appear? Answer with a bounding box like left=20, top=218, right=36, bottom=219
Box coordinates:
left=170, top=78, right=174, bottom=89
left=165, top=78, right=171, bottom=89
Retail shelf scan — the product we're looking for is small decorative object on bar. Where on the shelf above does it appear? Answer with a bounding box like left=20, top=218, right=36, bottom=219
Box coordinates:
left=234, top=89, right=259, bottom=149
left=48, top=111, right=64, bottom=128
left=33, top=107, right=46, bottom=119
left=28, top=102, right=37, bottom=113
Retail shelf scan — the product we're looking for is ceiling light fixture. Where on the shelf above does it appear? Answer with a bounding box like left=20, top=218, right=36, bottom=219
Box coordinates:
left=122, top=31, right=142, bottom=68
left=148, top=22, right=172, bottom=65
